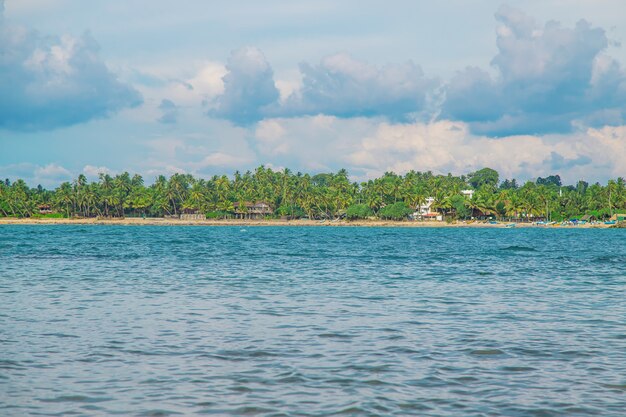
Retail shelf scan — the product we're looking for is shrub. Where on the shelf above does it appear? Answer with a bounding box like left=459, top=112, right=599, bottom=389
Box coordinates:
left=346, top=204, right=373, bottom=220
left=378, top=202, right=413, bottom=220
left=206, top=211, right=231, bottom=219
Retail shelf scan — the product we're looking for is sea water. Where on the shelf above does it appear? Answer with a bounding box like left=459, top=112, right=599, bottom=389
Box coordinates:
left=1, top=225, right=625, bottom=416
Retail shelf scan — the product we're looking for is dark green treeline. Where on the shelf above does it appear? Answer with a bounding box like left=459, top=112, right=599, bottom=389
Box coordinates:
left=1, top=167, right=625, bottom=221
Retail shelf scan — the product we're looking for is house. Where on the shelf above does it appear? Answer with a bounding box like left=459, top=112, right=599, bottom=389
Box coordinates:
left=415, top=197, right=435, bottom=216
left=413, top=197, right=444, bottom=221
left=234, top=201, right=273, bottom=219
left=38, top=204, right=52, bottom=214
left=580, top=214, right=596, bottom=222
left=421, top=212, right=443, bottom=221
left=471, top=208, right=496, bottom=220
left=180, top=208, right=206, bottom=221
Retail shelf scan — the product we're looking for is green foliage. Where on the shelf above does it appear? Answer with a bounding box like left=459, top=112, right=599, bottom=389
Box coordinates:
left=589, top=208, right=612, bottom=220
left=346, top=204, right=373, bottom=220
left=30, top=213, right=65, bottom=219
left=468, top=167, right=499, bottom=189
left=449, top=195, right=470, bottom=219
left=499, top=179, right=518, bottom=190
left=206, top=211, right=231, bottom=219
left=536, top=175, right=562, bottom=187
left=277, top=205, right=306, bottom=218
left=1, top=167, right=625, bottom=222
left=378, top=202, right=413, bottom=220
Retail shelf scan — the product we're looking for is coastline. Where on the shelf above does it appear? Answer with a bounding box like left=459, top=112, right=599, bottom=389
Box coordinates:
left=0, top=217, right=614, bottom=228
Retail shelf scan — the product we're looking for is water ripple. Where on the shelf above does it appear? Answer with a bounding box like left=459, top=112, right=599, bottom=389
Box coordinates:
left=1, top=225, right=625, bottom=416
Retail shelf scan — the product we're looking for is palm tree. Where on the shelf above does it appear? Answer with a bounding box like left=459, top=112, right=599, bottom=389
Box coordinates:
left=55, top=182, right=74, bottom=217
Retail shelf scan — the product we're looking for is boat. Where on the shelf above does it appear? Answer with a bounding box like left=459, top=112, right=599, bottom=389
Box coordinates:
left=505, top=223, right=516, bottom=228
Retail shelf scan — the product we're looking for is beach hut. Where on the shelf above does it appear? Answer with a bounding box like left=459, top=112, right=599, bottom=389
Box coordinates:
left=580, top=214, right=596, bottom=222
left=471, top=208, right=496, bottom=220
left=234, top=202, right=273, bottom=219
left=38, top=204, right=52, bottom=214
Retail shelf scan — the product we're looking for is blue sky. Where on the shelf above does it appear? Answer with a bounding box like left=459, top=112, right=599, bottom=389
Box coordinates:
left=1, top=0, right=625, bottom=187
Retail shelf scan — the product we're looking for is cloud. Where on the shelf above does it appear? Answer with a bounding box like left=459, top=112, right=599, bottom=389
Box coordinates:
left=158, top=99, right=178, bottom=124
left=250, top=117, right=626, bottom=183
left=348, top=120, right=626, bottom=182
left=442, top=5, right=626, bottom=135
left=252, top=115, right=373, bottom=171
left=34, top=163, right=72, bottom=182
left=193, top=152, right=253, bottom=169
left=82, top=164, right=113, bottom=180
left=0, top=162, right=72, bottom=187
left=0, top=11, right=142, bottom=131
left=283, top=53, right=438, bottom=121
left=130, top=61, right=225, bottom=108
left=547, top=152, right=592, bottom=171
left=139, top=118, right=258, bottom=177
left=209, top=49, right=438, bottom=124
left=209, top=47, right=280, bottom=125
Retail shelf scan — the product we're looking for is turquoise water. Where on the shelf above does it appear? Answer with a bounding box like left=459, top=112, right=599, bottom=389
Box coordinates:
left=1, top=225, right=625, bottom=416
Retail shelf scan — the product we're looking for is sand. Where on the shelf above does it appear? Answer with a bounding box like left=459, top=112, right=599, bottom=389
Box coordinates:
left=0, top=217, right=612, bottom=228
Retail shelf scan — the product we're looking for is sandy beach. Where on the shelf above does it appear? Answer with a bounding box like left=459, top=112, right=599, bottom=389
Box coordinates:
left=0, top=217, right=614, bottom=228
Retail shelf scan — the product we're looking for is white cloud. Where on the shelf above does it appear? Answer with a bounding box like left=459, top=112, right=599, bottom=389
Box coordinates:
left=249, top=117, right=626, bottom=183
left=0, top=162, right=72, bottom=188
left=34, top=163, right=71, bottom=180
left=127, top=61, right=226, bottom=124
left=82, top=164, right=113, bottom=179
left=193, top=152, right=253, bottom=169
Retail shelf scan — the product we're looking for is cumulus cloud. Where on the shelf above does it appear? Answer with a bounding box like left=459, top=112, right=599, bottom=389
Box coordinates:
left=442, top=5, right=626, bottom=135
left=209, top=49, right=438, bottom=124
left=0, top=9, right=142, bottom=131
left=203, top=5, right=626, bottom=134
left=209, top=47, right=280, bottom=126
left=283, top=53, right=438, bottom=120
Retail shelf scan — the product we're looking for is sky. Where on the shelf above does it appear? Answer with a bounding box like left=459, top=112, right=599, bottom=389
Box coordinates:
left=1, top=0, right=625, bottom=187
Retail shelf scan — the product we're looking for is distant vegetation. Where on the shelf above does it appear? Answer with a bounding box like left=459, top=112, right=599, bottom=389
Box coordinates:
left=1, top=167, right=625, bottom=221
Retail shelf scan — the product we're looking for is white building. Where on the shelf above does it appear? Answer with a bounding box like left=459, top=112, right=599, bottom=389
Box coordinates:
left=416, top=197, right=435, bottom=215
left=413, top=197, right=442, bottom=221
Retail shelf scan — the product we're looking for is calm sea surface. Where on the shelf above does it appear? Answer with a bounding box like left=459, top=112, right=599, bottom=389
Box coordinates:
left=1, top=225, right=625, bottom=416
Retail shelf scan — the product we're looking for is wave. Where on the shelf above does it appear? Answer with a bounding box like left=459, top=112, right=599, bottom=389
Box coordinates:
left=500, top=245, right=537, bottom=252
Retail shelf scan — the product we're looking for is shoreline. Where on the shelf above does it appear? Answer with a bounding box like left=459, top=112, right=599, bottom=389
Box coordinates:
left=0, top=217, right=615, bottom=228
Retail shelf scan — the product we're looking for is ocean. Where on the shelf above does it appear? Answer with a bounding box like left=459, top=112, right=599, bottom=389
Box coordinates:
left=1, top=225, right=625, bottom=416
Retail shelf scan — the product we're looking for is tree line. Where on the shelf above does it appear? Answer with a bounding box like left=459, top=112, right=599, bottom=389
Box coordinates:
left=1, top=167, right=625, bottom=221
